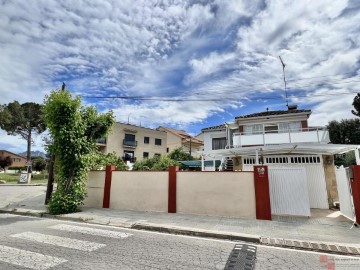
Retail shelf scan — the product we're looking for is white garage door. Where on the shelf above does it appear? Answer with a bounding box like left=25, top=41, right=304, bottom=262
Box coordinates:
left=242, top=155, right=329, bottom=209
left=268, top=167, right=311, bottom=216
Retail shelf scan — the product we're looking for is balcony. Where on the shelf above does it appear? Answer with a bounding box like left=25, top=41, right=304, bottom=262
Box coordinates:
left=96, top=138, right=106, bottom=145
left=122, top=156, right=137, bottom=163
left=232, top=127, right=329, bottom=147
left=123, top=139, right=138, bottom=147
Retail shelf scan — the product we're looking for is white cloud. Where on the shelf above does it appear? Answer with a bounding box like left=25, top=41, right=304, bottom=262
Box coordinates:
left=1, top=0, right=360, bottom=151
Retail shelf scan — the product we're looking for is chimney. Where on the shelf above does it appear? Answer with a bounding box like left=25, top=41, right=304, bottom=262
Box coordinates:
left=287, top=104, right=298, bottom=110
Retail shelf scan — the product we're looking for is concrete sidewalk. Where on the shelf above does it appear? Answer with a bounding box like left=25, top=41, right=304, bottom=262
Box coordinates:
left=1, top=185, right=359, bottom=255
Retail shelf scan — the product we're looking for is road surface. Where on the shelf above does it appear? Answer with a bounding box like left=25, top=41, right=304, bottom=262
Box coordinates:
left=0, top=214, right=359, bottom=269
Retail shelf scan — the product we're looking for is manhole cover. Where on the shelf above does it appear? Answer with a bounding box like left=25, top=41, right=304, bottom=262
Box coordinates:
left=224, top=244, right=257, bottom=270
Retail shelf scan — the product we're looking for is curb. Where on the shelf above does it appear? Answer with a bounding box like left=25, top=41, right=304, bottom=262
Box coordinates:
left=261, top=237, right=360, bottom=256
left=131, top=223, right=260, bottom=243
left=1, top=209, right=359, bottom=256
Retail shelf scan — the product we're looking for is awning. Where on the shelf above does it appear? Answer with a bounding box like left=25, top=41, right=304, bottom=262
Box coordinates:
left=198, top=143, right=360, bottom=158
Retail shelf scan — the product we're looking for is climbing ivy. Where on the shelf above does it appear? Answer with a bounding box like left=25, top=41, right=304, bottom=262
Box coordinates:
left=43, top=90, right=115, bottom=214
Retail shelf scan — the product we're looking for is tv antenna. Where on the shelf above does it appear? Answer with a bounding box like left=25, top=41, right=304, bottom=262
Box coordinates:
left=279, top=56, right=288, bottom=107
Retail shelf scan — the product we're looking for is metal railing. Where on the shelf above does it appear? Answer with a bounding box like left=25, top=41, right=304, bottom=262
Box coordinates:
left=122, top=156, right=137, bottom=163
left=239, top=127, right=327, bottom=136
left=96, top=138, right=107, bottom=144
left=123, top=140, right=138, bottom=147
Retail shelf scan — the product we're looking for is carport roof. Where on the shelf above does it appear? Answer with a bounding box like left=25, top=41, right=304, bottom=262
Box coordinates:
left=198, top=143, right=360, bottom=158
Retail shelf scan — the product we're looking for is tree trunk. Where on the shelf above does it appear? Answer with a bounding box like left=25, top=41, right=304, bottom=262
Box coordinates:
left=27, top=131, right=32, bottom=161
left=45, top=154, right=55, bottom=205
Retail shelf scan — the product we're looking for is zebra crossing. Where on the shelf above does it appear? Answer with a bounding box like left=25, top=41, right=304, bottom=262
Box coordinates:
left=0, top=223, right=132, bottom=270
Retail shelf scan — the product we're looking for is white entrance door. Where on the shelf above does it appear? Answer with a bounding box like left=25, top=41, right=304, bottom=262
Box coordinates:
left=268, top=167, right=311, bottom=216
left=242, top=155, right=329, bottom=209
left=335, top=167, right=355, bottom=221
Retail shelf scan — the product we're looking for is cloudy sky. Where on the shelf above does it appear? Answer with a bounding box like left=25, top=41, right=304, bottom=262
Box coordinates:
left=1, top=0, right=360, bottom=153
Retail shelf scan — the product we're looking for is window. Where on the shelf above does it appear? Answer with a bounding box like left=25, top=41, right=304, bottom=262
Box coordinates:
left=122, top=151, right=136, bottom=162
left=143, top=152, right=149, bottom=158
left=154, top=153, right=161, bottom=157
left=279, top=122, right=301, bottom=133
left=212, top=137, right=227, bottom=150
left=244, top=124, right=263, bottom=134
left=155, top=138, right=162, bottom=145
left=123, top=133, right=137, bottom=147
left=144, top=137, right=149, bottom=144
left=125, top=133, right=135, bottom=141
left=264, top=123, right=278, bottom=133
left=166, top=147, right=169, bottom=153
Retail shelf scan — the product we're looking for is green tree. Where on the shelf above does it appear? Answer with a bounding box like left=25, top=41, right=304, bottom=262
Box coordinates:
left=328, top=119, right=360, bottom=144
left=132, top=155, right=178, bottom=171
left=168, top=147, right=193, bottom=161
left=43, top=89, right=115, bottom=214
left=0, top=102, right=46, bottom=161
left=0, top=156, right=12, bottom=171
left=352, top=93, right=360, bottom=117
left=32, top=157, right=47, bottom=172
left=91, top=152, right=128, bottom=171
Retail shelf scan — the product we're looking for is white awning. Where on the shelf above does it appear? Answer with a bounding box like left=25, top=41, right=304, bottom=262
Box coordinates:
left=198, top=143, right=360, bottom=158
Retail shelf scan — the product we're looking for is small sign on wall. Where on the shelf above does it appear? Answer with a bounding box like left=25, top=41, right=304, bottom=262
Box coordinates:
left=257, top=167, right=265, bottom=177
left=19, top=173, right=30, bottom=184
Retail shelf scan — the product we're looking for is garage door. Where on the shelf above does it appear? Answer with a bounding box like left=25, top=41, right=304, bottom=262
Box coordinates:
left=268, top=167, right=311, bottom=216
left=242, top=155, right=329, bottom=209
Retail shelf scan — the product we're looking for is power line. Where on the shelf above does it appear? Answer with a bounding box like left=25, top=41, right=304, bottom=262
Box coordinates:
left=82, top=90, right=360, bottom=102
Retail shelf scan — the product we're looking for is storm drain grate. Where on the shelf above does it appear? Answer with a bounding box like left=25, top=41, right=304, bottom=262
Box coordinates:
left=260, top=237, right=360, bottom=256
left=224, top=244, right=257, bottom=270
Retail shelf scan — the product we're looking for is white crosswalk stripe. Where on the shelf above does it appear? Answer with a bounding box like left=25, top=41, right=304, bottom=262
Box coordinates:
left=0, top=245, right=67, bottom=270
left=49, top=224, right=132, bottom=238
left=11, top=232, right=106, bottom=251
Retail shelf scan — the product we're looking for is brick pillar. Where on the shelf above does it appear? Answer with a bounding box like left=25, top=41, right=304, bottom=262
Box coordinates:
left=350, top=165, right=360, bottom=224
left=254, top=165, right=272, bottom=220
left=168, top=166, right=179, bottom=213
left=103, top=165, right=116, bottom=208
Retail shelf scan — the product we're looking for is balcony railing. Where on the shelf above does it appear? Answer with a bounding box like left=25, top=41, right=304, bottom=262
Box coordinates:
left=231, top=127, right=329, bottom=147
left=122, top=156, right=137, bottom=163
left=123, top=139, right=138, bottom=147
left=96, top=138, right=106, bottom=144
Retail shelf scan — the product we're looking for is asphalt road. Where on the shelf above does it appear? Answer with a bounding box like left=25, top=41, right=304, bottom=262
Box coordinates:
left=0, top=214, right=359, bottom=270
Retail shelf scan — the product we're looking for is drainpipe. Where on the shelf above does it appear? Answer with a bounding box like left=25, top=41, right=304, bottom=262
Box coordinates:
left=355, top=147, right=360, bottom=165
left=201, top=155, right=204, bottom=171
left=225, top=122, right=230, bottom=147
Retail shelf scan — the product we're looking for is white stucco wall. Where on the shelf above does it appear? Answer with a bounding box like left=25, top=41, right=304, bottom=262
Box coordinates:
left=84, top=171, right=106, bottom=208
left=177, top=171, right=256, bottom=218
left=110, top=171, right=168, bottom=212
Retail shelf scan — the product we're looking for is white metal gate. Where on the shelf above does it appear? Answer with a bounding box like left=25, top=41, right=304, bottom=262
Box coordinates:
left=243, top=155, right=329, bottom=209
left=335, top=167, right=355, bottom=221
left=268, top=167, right=311, bottom=216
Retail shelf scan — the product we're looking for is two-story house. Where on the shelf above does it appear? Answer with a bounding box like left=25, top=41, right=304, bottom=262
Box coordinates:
left=199, top=106, right=360, bottom=209
left=0, top=150, right=27, bottom=170
left=97, top=123, right=167, bottom=166
left=157, top=126, right=204, bottom=158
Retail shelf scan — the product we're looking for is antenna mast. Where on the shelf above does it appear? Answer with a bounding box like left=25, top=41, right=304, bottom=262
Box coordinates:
left=279, top=56, right=288, bottom=107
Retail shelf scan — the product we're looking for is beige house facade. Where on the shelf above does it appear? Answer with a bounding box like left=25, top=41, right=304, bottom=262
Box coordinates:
left=0, top=150, right=27, bottom=169
left=97, top=123, right=167, bottom=163
left=157, top=126, right=204, bottom=158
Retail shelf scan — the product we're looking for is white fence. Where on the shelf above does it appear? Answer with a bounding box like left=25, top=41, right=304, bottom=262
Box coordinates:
left=268, top=167, right=311, bottom=216
left=335, top=167, right=355, bottom=221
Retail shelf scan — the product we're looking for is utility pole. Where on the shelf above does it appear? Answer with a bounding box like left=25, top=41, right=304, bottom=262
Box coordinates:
left=189, top=137, right=192, bottom=156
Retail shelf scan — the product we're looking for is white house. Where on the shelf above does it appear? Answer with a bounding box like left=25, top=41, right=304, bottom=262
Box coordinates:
left=199, top=106, right=360, bottom=210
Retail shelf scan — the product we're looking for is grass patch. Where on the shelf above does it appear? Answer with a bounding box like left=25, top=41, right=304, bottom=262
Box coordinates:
left=0, top=173, right=49, bottom=184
